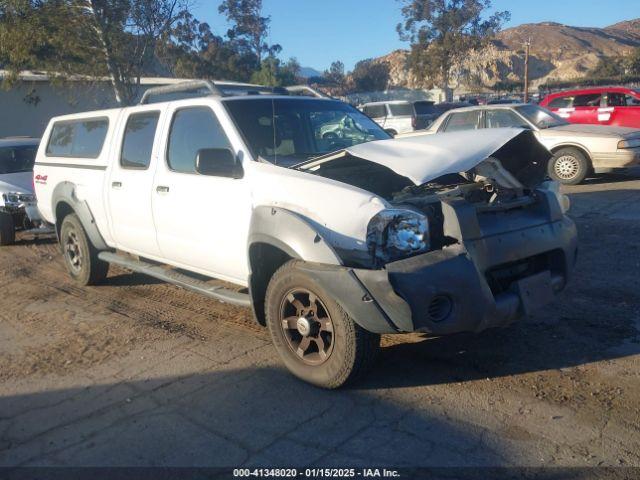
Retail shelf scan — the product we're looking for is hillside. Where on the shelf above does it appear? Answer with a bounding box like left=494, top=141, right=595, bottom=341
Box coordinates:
left=375, top=19, right=640, bottom=90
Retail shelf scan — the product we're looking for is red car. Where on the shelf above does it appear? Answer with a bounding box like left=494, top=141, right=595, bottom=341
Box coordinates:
left=540, top=87, right=640, bottom=128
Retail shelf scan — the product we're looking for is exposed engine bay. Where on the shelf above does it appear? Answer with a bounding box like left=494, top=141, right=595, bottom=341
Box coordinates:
left=297, top=129, right=559, bottom=267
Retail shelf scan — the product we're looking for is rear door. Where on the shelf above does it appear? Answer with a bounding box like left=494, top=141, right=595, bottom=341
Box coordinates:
left=570, top=93, right=603, bottom=125
left=151, top=102, right=251, bottom=283
left=107, top=106, right=164, bottom=257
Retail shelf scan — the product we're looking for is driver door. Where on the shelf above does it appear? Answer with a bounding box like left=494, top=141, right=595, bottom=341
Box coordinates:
left=151, top=102, right=251, bottom=284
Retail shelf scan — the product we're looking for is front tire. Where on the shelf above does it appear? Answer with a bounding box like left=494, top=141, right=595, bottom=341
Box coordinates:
left=548, top=147, right=589, bottom=185
left=59, top=213, right=109, bottom=286
left=0, top=212, right=15, bottom=246
left=265, top=260, right=380, bottom=389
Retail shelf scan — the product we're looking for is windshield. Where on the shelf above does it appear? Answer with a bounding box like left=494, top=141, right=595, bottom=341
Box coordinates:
left=0, top=145, right=37, bottom=174
left=515, top=104, right=567, bottom=129
left=224, top=98, right=390, bottom=166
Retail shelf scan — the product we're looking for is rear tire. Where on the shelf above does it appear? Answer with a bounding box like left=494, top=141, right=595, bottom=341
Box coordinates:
left=385, top=129, right=398, bottom=137
left=548, top=147, right=589, bottom=185
left=59, top=213, right=109, bottom=286
left=0, top=212, right=15, bottom=246
left=265, top=260, right=380, bottom=389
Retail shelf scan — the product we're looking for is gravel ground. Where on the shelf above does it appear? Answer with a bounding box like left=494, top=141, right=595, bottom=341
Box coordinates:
left=0, top=173, right=639, bottom=470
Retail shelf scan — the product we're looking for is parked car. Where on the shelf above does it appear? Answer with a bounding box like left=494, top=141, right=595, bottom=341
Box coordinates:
left=487, top=98, right=522, bottom=105
left=0, top=137, right=47, bottom=245
left=361, top=100, right=470, bottom=134
left=34, top=81, right=577, bottom=388
left=419, top=103, right=640, bottom=184
left=412, top=102, right=472, bottom=130
left=360, top=100, right=416, bottom=136
left=540, top=87, right=640, bottom=128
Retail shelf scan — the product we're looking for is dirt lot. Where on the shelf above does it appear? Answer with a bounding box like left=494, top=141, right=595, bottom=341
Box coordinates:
left=0, top=174, right=639, bottom=469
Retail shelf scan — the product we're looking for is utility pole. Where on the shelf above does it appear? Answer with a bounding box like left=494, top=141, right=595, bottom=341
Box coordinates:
left=523, top=37, right=531, bottom=103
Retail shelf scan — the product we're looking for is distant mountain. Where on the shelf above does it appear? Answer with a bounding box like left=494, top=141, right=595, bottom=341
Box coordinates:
left=299, top=66, right=324, bottom=79
left=372, top=19, right=640, bottom=90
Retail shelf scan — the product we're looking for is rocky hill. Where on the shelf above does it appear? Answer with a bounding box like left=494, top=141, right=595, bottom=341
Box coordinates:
left=375, top=19, right=640, bottom=90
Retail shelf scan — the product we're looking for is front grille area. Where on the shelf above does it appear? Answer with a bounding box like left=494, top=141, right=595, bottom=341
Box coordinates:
left=485, top=249, right=565, bottom=296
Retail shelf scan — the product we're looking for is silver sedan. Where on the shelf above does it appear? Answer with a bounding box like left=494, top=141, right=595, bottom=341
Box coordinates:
left=411, top=103, right=640, bottom=184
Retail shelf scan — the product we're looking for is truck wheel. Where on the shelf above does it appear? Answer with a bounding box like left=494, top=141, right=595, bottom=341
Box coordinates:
left=548, top=148, right=589, bottom=185
left=0, top=212, right=15, bottom=246
left=59, top=213, right=109, bottom=286
left=265, top=260, right=380, bottom=389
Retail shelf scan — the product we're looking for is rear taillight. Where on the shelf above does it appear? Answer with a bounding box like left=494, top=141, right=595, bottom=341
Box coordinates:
left=412, top=115, right=417, bottom=129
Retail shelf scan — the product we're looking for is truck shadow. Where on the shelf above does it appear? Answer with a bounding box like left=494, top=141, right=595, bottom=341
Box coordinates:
left=0, top=367, right=610, bottom=474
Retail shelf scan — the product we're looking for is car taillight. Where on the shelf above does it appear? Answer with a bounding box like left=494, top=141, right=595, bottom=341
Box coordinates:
left=412, top=115, right=417, bottom=129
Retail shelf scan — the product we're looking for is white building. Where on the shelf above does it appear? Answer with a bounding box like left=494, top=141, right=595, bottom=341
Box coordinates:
left=0, top=72, right=189, bottom=138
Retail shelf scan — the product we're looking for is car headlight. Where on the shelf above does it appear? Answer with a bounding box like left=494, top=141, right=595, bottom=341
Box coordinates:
left=617, top=139, right=640, bottom=149
left=366, top=209, right=429, bottom=263
left=2, top=192, right=35, bottom=207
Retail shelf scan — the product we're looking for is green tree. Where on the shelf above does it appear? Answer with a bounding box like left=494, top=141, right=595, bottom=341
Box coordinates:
left=626, top=48, right=640, bottom=76
left=590, top=56, right=625, bottom=79
left=250, top=56, right=300, bottom=86
left=156, top=10, right=259, bottom=81
left=218, top=0, right=280, bottom=62
left=0, top=0, right=189, bottom=105
left=324, top=60, right=346, bottom=86
left=397, top=0, right=509, bottom=100
left=351, top=59, right=390, bottom=92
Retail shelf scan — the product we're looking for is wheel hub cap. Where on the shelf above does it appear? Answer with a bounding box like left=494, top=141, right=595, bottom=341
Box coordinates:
left=555, top=155, right=579, bottom=180
left=296, top=317, right=312, bottom=336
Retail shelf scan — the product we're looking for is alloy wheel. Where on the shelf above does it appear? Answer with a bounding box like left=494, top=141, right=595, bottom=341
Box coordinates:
left=64, top=229, right=83, bottom=273
left=279, top=288, right=335, bottom=366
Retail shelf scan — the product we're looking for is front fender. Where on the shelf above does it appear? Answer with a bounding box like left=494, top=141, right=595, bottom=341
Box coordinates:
left=248, top=206, right=342, bottom=265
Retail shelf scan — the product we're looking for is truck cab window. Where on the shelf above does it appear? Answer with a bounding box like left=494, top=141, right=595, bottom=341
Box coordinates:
left=167, top=107, right=231, bottom=174
left=46, top=118, right=108, bottom=158
left=120, top=112, right=160, bottom=169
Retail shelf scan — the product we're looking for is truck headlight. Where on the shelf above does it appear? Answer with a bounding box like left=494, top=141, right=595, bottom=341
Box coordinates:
left=366, top=209, right=429, bottom=263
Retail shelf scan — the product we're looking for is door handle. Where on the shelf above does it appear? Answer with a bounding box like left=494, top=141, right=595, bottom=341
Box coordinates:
left=156, top=185, right=170, bottom=194
left=112, top=181, right=122, bottom=188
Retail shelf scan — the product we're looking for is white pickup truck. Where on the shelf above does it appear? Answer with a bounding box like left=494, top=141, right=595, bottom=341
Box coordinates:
left=34, top=81, right=578, bottom=388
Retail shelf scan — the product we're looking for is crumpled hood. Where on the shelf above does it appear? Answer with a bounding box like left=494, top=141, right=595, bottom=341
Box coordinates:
left=0, top=172, right=34, bottom=195
left=302, top=128, right=546, bottom=186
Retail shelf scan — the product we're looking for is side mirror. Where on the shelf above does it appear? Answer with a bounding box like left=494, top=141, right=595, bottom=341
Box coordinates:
left=195, top=148, right=243, bottom=179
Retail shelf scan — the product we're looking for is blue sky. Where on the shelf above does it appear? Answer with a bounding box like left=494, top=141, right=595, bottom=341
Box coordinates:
left=193, top=0, right=639, bottom=72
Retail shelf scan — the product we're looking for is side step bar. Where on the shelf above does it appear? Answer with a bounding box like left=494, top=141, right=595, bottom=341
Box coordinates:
left=98, top=252, right=251, bottom=307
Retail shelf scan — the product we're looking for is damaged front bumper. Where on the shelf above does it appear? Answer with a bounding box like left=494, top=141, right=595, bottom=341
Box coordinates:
left=299, top=188, right=578, bottom=335
left=0, top=195, right=46, bottom=230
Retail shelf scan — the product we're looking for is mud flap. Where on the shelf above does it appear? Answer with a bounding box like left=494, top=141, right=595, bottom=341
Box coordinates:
left=514, top=270, right=554, bottom=316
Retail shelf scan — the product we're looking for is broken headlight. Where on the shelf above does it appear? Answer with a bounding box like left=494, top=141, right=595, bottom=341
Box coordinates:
left=366, top=209, right=429, bottom=263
